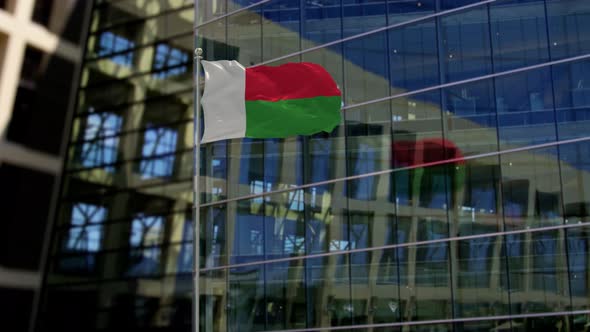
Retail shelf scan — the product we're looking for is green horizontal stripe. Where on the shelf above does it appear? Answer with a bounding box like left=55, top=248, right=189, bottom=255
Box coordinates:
left=245, top=96, right=342, bottom=138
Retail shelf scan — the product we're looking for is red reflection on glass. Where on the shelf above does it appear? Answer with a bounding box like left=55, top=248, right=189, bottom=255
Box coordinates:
left=392, top=138, right=465, bottom=168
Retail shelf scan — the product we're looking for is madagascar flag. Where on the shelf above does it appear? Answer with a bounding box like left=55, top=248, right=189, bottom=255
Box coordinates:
left=200, top=61, right=342, bottom=143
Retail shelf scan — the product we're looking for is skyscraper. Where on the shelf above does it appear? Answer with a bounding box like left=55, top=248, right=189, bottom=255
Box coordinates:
left=38, top=0, right=590, bottom=331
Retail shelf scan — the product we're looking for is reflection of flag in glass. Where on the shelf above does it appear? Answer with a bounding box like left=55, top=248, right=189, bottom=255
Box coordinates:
left=391, top=138, right=466, bottom=204
left=392, top=138, right=464, bottom=167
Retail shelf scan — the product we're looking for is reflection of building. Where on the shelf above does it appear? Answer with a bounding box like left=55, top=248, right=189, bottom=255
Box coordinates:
left=0, top=1, right=90, bottom=331
left=36, top=1, right=590, bottom=332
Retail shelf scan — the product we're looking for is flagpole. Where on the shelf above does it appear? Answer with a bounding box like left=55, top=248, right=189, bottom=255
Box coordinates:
left=193, top=47, right=203, bottom=332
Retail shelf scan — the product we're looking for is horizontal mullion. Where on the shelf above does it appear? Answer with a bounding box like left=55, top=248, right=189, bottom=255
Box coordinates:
left=199, top=136, right=590, bottom=209
left=199, top=221, right=589, bottom=273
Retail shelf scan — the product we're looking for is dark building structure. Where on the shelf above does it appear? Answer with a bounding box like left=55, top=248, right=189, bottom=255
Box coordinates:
left=0, top=1, right=91, bottom=331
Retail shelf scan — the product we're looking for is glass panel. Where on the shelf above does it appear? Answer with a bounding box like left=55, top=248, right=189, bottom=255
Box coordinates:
left=501, top=147, right=563, bottom=230
left=567, top=226, right=590, bottom=312
left=88, top=8, right=193, bottom=58
left=198, top=20, right=232, bottom=61
left=228, top=264, right=265, bottom=331
left=560, top=141, right=590, bottom=224
left=454, top=156, right=503, bottom=237
left=197, top=0, right=225, bottom=24
left=262, top=0, right=300, bottom=62
left=265, top=261, right=307, bottom=330
left=401, top=241, right=453, bottom=322
left=343, top=31, right=389, bottom=106
left=547, top=0, right=590, bottom=60
left=388, top=0, right=435, bottom=25
left=201, top=270, right=227, bottom=332
left=504, top=230, right=570, bottom=315
left=346, top=101, right=392, bottom=201
left=440, top=5, right=492, bottom=82
left=84, top=34, right=193, bottom=86
left=389, top=19, right=439, bottom=94
left=490, top=0, right=549, bottom=72
left=302, top=0, right=342, bottom=49
left=227, top=8, right=262, bottom=66
left=553, top=59, right=590, bottom=140
left=453, top=234, right=510, bottom=319
left=342, top=0, right=387, bottom=38
left=495, top=68, right=557, bottom=149
left=443, top=79, right=498, bottom=156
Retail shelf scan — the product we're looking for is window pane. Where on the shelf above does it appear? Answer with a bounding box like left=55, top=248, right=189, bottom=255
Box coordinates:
left=227, top=8, right=262, bottom=66
left=342, top=0, right=387, bottom=38
left=453, top=235, right=510, bottom=319
left=553, top=59, right=590, bottom=140
left=390, top=19, right=439, bottom=93
left=440, top=6, right=492, bottom=82
left=547, top=0, right=590, bottom=60
left=495, top=68, right=557, bottom=149
left=490, top=0, right=549, bottom=72
left=302, top=0, right=342, bottom=49
left=501, top=147, right=563, bottom=230
left=443, top=79, right=498, bottom=156
left=343, top=31, right=389, bottom=105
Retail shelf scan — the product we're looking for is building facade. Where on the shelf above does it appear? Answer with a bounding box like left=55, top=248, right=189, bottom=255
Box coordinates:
left=37, top=0, right=590, bottom=332
left=0, top=1, right=90, bottom=331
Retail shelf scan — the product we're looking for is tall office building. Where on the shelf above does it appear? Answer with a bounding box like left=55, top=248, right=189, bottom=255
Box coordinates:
left=0, top=1, right=90, bottom=331
left=37, top=0, right=590, bottom=332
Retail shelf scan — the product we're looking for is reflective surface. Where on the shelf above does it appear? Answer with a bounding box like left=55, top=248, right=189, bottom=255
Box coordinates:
left=38, top=0, right=590, bottom=332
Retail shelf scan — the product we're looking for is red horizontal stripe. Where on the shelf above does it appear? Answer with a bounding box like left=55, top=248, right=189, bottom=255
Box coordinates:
left=245, top=62, right=341, bottom=101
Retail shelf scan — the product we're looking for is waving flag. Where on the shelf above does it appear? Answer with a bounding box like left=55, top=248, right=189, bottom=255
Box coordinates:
left=200, top=61, right=342, bottom=143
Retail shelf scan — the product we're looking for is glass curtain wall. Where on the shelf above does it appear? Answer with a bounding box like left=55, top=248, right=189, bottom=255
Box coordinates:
left=36, top=0, right=590, bottom=332
left=195, top=0, right=590, bottom=332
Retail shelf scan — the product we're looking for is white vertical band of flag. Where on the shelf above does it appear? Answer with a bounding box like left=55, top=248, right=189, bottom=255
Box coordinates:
left=200, top=60, right=247, bottom=143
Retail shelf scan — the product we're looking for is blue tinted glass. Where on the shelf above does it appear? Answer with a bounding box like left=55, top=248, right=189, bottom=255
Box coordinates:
left=389, top=19, right=439, bottom=92
left=152, top=44, right=189, bottom=79
left=567, top=227, right=590, bottom=310
left=66, top=203, right=107, bottom=252
left=388, top=0, right=435, bottom=25
left=495, top=68, right=556, bottom=149
left=443, top=79, right=498, bottom=156
left=547, top=0, right=590, bottom=60
left=139, top=126, right=178, bottom=178
left=80, top=112, right=122, bottom=170
left=440, top=6, right=492, bottom=82
left=490, top=0, right=549, bottom=72
left=302, top=0, right=341, bottom=48
left=98, top=31, right=135, bottom=66
left=345, top=102, right=391, bottom=201
left=552, top=59, right=590, bottom=140
left=344, top=31, right=389, bottom=105
left=342, top=0, right=387, bottom=37
left=127, top=214, right=163, bottom=276
left=61, top=203, right=107, bottom=272
left=440, top=0, right=486, bottom=10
